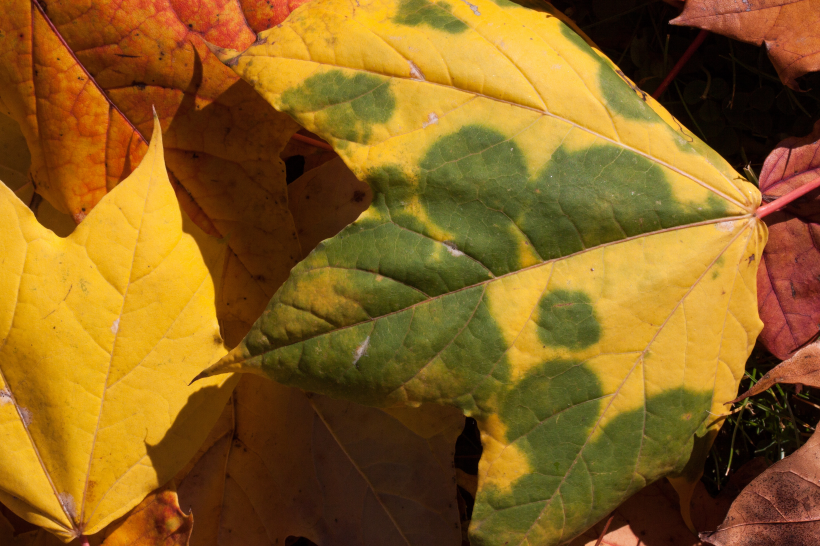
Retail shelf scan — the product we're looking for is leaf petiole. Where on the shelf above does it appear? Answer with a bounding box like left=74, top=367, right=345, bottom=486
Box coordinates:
left=756, top=175, right=820, bottom=218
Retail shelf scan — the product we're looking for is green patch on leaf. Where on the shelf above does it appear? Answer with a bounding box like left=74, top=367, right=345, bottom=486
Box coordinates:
left=394, top=0, right=469, bottom=33
left=474, top=387, right=713, bottom=545
left=280, top=70, right=395, bottom=144
left=536, top=290, right=600, bottom=350
left=375, top=125, right=728, bottom=276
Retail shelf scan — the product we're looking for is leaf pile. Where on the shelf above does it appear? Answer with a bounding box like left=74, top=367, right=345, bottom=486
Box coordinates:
left=7, top=0, right=820, bottom=545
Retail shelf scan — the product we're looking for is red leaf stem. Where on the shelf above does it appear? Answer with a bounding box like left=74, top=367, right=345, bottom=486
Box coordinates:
left=756, top=175, right=820, bottom=219
left=651, top=29, right=709, bottom=99
left=291, top=133, right=335, bottom=151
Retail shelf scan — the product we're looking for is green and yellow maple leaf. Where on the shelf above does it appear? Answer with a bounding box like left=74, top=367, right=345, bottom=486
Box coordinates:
left=0, top=117, right=238, bottom=541
left=198, top=0, right=768, bottom=544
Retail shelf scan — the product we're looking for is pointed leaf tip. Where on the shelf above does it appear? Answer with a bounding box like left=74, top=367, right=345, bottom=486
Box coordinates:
left=194, top=344, right=254, bottom=382
left=202, top=39, right=242, bottom=66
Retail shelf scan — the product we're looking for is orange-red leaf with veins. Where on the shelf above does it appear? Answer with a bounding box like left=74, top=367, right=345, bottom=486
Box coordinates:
left=0, top=0, right=309, bottom=345
left=672, top=0, right=820, bottom=89
left=756, top=119, right=820, bottom=359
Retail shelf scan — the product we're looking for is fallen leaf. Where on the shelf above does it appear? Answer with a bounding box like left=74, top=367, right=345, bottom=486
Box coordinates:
left=281, top=134, right=339, bottom=177
left=690, top=457, right=769, bottom=534
left=671, top=0, right=820, bottom=89
left=734, top=342, right=820, bottom=403
left=0, top=0, right=307, bottom=347
left=756, top=119, right=820, bottom=360
left=176, top=378, right=465, bottom=546
left=201, top=0, right=766, bottom=544
left=0, top=117, right=237, bottom=540
left=700, top=427, right=820, bottom=545
left=288, top=157, right=373, bottom=254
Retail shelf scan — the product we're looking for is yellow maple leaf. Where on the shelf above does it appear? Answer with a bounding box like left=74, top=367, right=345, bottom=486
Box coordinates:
left=0, top=116, right=238, bottom=541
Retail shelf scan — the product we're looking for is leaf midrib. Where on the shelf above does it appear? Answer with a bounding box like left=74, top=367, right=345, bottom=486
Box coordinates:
left=0, top=221, right=74, bottom=535
left=261, top=214, right=754, bottom=354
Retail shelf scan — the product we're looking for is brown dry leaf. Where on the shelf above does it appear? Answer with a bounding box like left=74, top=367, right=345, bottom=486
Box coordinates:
left=176, top=377, right=465, bottom=546
left=0, top=109, right=76, bottom=237
left=672, top=0, right=820, bottom=89
left=734, top=341, right=820, bottom=403
left=690, top=458, right=770, bottom=534
left=700, top=427, right=820, bottom=545
left=0, top=0, right=306, bottom=346
left=0, top=514, right=63, bottom=546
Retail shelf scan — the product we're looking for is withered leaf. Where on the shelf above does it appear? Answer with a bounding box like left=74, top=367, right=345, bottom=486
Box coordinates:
left=672, top=0, right=820, bottom=89
left=700, top=427, right=820, bottom=546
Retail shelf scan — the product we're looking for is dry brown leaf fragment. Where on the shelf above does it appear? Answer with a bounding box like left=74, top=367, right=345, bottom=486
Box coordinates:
left=700, top=427, right=820, bottom=545
left=733, top=342, right=820, bottom=403
left=690, top=458, right=770, bottom=534
left=672, top=0, right=820, bottom=89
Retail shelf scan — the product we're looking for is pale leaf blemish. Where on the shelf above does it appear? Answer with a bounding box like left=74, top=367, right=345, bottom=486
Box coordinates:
left=111, top=318, right=120, bottom=334
left=461, top=0, right=481, bottom=15
left=19, top=406, right=32, bottom=427
left=408, top=60, right=425, bottom=81
left=423, top=112, right=439, bottom=128
left=0, top=389, right=10, bottom=405
left=715, top=220, right=736, bottom=232
left=58, top=492, right=78, bottom=521
left=443, top=241, right=465, bottom=257
left=353, top=336, right=370, bottom=367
